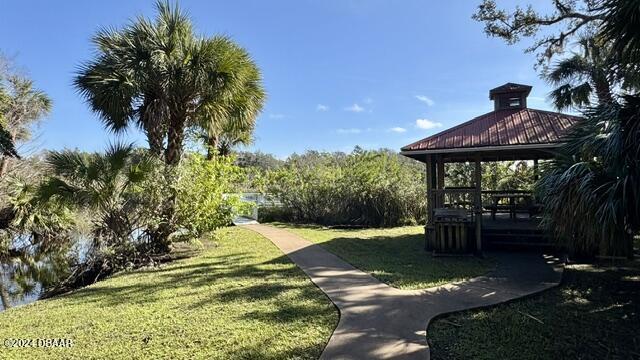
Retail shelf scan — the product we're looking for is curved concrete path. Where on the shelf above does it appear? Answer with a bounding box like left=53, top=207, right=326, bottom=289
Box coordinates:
left=243, top=224, right=563, bottom=360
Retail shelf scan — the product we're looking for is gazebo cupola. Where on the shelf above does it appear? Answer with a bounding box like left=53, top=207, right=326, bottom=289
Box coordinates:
left=489, top=82, right=532, bottom=110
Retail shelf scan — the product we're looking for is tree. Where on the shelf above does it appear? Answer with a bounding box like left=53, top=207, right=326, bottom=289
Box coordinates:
left=473, top=0, right=640, bottom=71
left=475, top=0, right=640, bottom=256
left=0, top=72, right=51, bottom=176
left=74, top=1, right=264, bottom=166
left=24, top=143, right=166, bottom=287
left=196, top=42, right=265, bottom=159
left=0, top=123, right=17, bottom=159
left=74, top=1, right=265, bottom=246
left=545, top=36, right=616, bottom=109
left=472, top=0, right=606, bottom=65
left=0, top=81, right=17, bottom=158
left=537, top=98, right=640, bottom=257
left=235, top=151, right=284, bottom=171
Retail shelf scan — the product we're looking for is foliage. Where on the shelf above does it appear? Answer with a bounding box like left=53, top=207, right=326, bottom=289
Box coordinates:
left=0, top=68, right=52, bottom=144
left=476, top=0, right=640, bottom=256
left=235, top=150, right=284, bottom=172
left=445, top=161, right=536, bottom=191
left=601, top=0, right=640, bottom=78
left=472, top=0, right=606, bottom=65
left=74, top=1, right=265, bottom=165
left=0, top=179, right=76, bottom=309
left=0, top=227, right=337, bottom=359
left=537, top=98, right=640, bottom=256
left=264, top=148, right=425, bottom=227
left=14, top=144, right=169, bottom=292
left=544, top=36, right=617, bottom=110
left=428, top=261, right=640, bottom=359
left=74, top=1, right=265, bottom=248
left=175, top=153, right=249, bottom=238
left=0, top=121, right=17, bottom=158
left=278, top=224, right=492, bottom=289
left=0, top=61, right=51, bottom=176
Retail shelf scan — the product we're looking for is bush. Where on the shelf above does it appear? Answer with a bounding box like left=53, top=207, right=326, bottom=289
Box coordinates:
left=175, top=153, right=250, bottom=237
left=264, top=148, right=425, bottom=227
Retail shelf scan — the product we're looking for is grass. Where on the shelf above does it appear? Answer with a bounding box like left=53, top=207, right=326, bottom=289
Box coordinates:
left=428, top=260, right=640, bottom=360
left=273, top=223, right=492, bottom=289
left=0, top=227, right=338, bottom=360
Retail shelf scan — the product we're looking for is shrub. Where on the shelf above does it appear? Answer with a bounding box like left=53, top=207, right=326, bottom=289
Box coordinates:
left=264, top=148, right=425, bottom=227
left=175, top=153, right=250, bottom=237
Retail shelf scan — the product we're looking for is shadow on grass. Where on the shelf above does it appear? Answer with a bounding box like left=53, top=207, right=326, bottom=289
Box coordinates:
left=428, top=260, right=640, bottom=360
left=275, top=224, right=493, bottom=289
left=59, top=250, right=331, bottom=326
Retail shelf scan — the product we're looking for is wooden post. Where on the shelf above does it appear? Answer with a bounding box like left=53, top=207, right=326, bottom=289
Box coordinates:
left=474, top=156, right=482, bottom=253
left=436, top=155, right=445, bottom=208
left=533, top=159, right=540, bottom=203
left=425, top=155, right=434, bottom=250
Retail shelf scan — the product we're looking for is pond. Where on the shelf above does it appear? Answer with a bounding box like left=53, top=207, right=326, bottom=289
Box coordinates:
left=0, top=271, right=42, bottom=312
left=0, top=234, right=90, bottom=313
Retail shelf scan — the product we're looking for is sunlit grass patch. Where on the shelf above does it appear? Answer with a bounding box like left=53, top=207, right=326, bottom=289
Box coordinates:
left=274, top=223, right=492, bottom=289
left=0, top=227, right=337, bottom=360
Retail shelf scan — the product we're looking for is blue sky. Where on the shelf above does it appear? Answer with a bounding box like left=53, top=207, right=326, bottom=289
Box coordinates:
left=1, top=0, right=557, bottom=158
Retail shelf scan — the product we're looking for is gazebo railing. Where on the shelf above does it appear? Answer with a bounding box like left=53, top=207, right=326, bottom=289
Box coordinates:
left=429, top=188, right=537, bottom=222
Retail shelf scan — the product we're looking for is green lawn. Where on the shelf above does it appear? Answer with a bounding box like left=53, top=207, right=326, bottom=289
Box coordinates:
left=274, top=223, right=492, bottom=289
left=428, top=260, right=640, bottom=360
left=0, top=227, right=337, bottom=360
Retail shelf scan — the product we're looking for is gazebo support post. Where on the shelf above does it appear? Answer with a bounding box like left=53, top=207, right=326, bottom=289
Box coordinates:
left=474, top=155, right=482, bottom=254
left=425, top=155, right=435, bottom=250
left=436, top=155, right=445, bottom=208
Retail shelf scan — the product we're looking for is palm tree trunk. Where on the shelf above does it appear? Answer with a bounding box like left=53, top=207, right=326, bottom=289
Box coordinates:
left=206, top=135, right=218, bottom=160
left=593, top=71, right=614, bottom=105
left=164, top=113, right=186, bottom=166
left=154, top=111, right=187, bottom=252
left=144, top=123, right=164, bottom=157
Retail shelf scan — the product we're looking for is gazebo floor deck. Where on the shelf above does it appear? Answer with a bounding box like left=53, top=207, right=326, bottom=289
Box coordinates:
left=481, top=213, right=542, bottom=231
left=480, top=213, right=549, bottom=248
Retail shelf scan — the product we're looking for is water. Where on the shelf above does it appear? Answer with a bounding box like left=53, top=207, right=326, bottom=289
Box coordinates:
left=0, top=269, right=43, bottom=312
left=0, top=234, right=90, bottom=313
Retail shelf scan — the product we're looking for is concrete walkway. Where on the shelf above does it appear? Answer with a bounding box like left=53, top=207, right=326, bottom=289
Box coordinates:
left=243, top=224, right=563, bottom=360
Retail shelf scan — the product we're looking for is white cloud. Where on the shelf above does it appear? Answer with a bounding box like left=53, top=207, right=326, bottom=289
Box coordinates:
left=269, top=113, right=285, bottom=119
left=415, top=95, right=435, bottom=106
left=415, top=119, right=442, bottom=130
left=316, top=104, right=329, bottom=111
left=344, top=103, right=365, bottom=113
left=389, top=127, right=407, bottom=133
left=337, top=128, right=363, bottom=134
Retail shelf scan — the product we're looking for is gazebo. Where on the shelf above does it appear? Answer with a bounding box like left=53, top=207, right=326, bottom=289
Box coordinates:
left=401, top=83, right=582, bottom=254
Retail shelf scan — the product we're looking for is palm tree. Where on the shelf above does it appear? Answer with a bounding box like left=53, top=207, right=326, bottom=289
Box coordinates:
left=74, top=1, right=265, bottom=245
left=195, top=44, right=266, bottom=158
left=544, top=36, right=616, bottom=110
left=0, top=123, right=17, bottom=159
left=537, top=98, right=640, bottom=257
left=0, top=75, right=51, bottom=176
left=74, top=1, right=264, bottom=166
left=535, top=1, right=640, bottom=258
left=29, top=143, right=165, bottom=273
